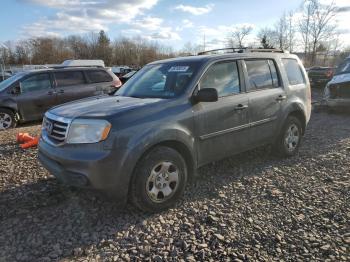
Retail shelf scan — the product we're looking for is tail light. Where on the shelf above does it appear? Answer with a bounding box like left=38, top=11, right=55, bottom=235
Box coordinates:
left=111, top=78, right=122, bottom=89
left=325, top=70, right=333, bottom=78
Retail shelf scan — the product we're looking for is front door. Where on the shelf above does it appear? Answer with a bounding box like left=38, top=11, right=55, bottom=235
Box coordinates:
left=243, top=59, right=286, bottom=146
left=16, top=73, right=57, bottom=121
left=193, top=60, right=250, bottom=166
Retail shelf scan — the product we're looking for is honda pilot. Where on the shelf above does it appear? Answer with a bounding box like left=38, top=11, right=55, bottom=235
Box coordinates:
left=38, top=49, right=311, bottom=212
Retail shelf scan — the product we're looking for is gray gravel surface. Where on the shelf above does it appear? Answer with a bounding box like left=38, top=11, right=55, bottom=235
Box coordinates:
left=0, top=91, right=349, bottom=261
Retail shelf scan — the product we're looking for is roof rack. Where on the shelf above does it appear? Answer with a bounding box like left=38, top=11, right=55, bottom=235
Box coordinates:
left=197, top=47, right=288, bottom=56
left=47, top=59, right=106, bottom=69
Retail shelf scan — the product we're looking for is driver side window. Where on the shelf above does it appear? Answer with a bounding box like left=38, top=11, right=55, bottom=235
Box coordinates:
left=200, top=61, right=240, bottom=97
left=20, top=74, right=51, bottom=94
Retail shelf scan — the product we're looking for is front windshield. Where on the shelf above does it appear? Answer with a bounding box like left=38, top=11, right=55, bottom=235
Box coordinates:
left=0, top=72, right=25, bottom=92
left=116, top=62, right=199, bottom=99
left=335, top=58, right=350, bottom=75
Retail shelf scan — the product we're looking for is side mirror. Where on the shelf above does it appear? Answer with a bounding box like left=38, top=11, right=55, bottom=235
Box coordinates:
left=11, top=85, right=21, bottom=95
left=193, top=88, right=218, bottom=103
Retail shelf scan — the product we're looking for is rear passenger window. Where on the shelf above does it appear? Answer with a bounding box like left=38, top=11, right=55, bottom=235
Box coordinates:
left=20, top=74, right=51, bottom=93
left=87, top=70, right=113, bottom=83
left=200, top=61, right=240, bottom=97
left=245, top=60, right=279, bottom=90
left=55, top=71, right=85, bottom=87
left=282, top=59, right=305, bottom=85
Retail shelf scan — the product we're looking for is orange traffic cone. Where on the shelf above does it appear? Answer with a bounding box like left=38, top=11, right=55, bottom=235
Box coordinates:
left=20, top=137, right=39, bottom=149
left=16, top=133, right=34, bottom=144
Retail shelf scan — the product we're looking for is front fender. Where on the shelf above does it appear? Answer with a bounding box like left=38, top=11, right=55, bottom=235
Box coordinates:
left=110, top=125, right=196, bottom=200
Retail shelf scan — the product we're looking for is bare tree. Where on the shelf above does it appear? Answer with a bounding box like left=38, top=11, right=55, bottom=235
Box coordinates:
left=257, top=27, right=277, bottom=48
left=299, top=0, right=337, bottom=65
left=287, top=11, right=296, bottom=52
left=229, top=24, right=253, bottom=48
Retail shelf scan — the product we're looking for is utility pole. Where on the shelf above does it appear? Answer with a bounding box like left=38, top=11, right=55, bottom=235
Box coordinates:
left=203, top=34, right=206, bottom=52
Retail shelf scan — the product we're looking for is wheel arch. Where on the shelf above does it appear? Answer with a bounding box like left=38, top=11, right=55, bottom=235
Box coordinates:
left=133, top=139, right=196, bottom=181
left=281, top=102, right=307, bottom=135
left=0, top=106, right=19, bottom=120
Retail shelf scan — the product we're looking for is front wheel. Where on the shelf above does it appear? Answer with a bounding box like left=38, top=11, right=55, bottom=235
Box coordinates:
left=130, top=146, right=188, bottom=213
left=274, top=116, right=303, bottom=157
left=0, top=109, right=17, bottom=130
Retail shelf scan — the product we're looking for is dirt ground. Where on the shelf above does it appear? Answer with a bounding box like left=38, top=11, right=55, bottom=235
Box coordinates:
left=0, top=88, right=349, bottom=261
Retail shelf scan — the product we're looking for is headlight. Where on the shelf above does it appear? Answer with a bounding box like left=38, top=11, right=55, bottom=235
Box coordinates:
left=66, top=119, right=111, bottom=144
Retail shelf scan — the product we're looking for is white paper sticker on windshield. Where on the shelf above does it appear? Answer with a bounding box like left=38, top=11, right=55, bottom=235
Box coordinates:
left=168, top=66, right=189, bottom=72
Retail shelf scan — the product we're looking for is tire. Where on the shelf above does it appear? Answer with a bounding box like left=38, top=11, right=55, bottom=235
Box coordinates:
left=0, top=108, right=17, bottom=130
left=274, top=116, right=303, bottom=157
left=130, top=146, right=188, bottom=213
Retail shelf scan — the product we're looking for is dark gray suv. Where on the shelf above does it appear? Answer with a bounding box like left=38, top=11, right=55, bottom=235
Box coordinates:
left=38, top=49, right=311, bottom=212
left=0, top=67, right=121, bottom=129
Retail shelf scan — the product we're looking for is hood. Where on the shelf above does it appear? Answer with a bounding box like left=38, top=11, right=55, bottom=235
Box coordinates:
left=328, top=73, right=350, bottom=85
left=49, top=95, right=163, bottom=119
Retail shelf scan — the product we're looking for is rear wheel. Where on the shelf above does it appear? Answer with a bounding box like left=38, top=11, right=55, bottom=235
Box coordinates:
left=130, top=146, right=187, bottom=213
left=0, top=109, right=17, bottom=130
left=274, top=116, right=302, bottom=157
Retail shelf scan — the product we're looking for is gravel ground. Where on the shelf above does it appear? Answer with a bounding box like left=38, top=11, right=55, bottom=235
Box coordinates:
left=0, top=89, right=349, bottom=261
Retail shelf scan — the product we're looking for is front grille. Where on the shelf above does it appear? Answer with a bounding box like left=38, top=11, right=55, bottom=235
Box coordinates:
left=43, top=116, right=69, bottom=144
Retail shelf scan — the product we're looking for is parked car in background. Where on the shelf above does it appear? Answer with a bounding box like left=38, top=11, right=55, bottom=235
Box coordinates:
left=323, top=56, right=350, bottom=110
left=39, top=48, right=311, bottom=212
left=112, top=66, right=133, bottom=78
left=307, top=66, right=334, bottom=87
left=0, top=66, right=121, bottom=129
left=119, top=70, right=137, bottom=84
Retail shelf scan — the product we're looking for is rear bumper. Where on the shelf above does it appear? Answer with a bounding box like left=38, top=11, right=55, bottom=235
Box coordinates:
left=325, top=98, right=350, bottom=108
left=38, top=138, right=134, bottom=202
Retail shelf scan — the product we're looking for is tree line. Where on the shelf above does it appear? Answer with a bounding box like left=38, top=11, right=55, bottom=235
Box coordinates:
left=0, top=31, right=175, bottom=68
left=226, top=0, right=349, bottom=66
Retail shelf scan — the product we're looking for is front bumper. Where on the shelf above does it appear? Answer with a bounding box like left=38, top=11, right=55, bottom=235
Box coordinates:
left=38, top=138, right=133, bottom=201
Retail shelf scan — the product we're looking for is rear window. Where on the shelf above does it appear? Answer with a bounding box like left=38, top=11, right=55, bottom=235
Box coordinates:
left=87, top=70, right=113, bottom=83
left=282, top=59, right=305, bottom=85
left=55, top=71, right=85, bottom=87
left=245, top=59, right=279, bottom=90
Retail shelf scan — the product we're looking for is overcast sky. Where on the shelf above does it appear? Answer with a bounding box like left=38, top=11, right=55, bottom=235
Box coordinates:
left=0, top=0, right=349, bottom=50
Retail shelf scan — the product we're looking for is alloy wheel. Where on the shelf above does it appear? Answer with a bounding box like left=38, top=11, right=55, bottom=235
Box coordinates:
left=284, top=123, right=300, bottom=152
left=0, top=113, right=12, bottom=130
left=146, top=161, right=180, bottom=203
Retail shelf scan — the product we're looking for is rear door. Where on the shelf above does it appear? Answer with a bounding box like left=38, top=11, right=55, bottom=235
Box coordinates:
left=54, top=70, right=90, bottom=104
left=16, top=73, right=57, bottom=121
left=243, top=59, right=286, bottom=146
left=85, top=69, right=115, bottom=94
left=193, top=60, right=250, bottom=166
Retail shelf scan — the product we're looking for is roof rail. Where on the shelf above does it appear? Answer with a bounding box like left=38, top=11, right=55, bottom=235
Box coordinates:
left=50, top=65, right=104, bottom=69
left=198, top=47, right=288, bottom=55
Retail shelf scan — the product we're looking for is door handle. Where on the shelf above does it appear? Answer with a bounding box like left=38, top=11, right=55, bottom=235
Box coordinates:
left=276, top=95, right=287, bottom=101
left=234, top=104, right=248, bottom=111
left=58, top=90, right=64, bottom=94
left=47, top=91, right=55, bottom=95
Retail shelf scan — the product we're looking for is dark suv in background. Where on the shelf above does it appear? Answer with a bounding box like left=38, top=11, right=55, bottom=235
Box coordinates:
left=0, top=67, right=121, bottom=129
left=307, top=66, right=334, bottom=87
left=39, top=48, right=311, bottom=212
